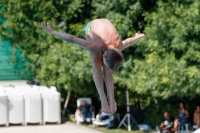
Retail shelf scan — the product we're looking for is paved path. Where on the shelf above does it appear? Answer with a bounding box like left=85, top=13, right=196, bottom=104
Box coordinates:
left=0, top=122, right=103, bottom=133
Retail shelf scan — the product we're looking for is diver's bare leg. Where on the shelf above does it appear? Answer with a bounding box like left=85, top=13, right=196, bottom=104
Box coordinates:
left=85, top=32, right=111, bottom=113
left=103, top=64, right=117, bottom=114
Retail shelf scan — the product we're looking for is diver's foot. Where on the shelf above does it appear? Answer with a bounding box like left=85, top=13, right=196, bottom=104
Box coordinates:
left=101, top=95, right=111, bottom=114
left=108, top=97, right=117, bottom=114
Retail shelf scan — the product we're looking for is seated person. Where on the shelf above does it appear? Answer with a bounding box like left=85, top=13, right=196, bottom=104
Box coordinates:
left=76, top=100, right=92, bottom=121
left=97, top=108, right=111, bottom=121
left=173, top=102, right=189, bottom=133
left=193, top=105, right=200, bottom=129
left=158, top=111, right=174, bottom=133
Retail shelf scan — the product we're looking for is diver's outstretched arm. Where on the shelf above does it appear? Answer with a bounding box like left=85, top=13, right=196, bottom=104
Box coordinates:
left=122, top=33, right=145, bottom=50
left=41, top=22, right=95, bottom=51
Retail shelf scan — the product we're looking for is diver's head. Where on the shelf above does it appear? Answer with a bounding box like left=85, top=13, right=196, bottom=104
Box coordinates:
left=103, top=48, right=124, bottom=72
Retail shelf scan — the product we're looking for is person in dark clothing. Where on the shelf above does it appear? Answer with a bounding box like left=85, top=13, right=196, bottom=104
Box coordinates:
left=76, top=100, right=92, bottom=121
left=158, top=111, right=174, bottom=133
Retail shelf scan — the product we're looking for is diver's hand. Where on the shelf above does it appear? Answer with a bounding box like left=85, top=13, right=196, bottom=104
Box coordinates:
left=134, top=33, right=145, bottom=39
left=41, top=22, right=53, bottom=33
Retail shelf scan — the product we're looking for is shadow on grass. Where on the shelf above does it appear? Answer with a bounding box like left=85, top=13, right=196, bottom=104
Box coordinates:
left=72, top=121, right=153, bottom=133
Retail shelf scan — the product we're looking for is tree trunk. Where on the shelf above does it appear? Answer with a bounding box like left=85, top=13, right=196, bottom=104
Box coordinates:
left=62, top=91, right=71, bottom=117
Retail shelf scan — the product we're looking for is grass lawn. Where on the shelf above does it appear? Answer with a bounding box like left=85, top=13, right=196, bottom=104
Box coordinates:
left=69, top=115, right=154, bottom=133
left=74, top=122, right=153, bottom=133
left=88, top=125, right=154, bottom=133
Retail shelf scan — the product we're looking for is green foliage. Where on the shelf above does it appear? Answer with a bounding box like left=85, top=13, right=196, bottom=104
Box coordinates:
left=0, top=0, right=200, bottom=104
left=116, top=0, right=200, bottom=99
left=0, top=0, right=97, bottom=101
left=0, top=0, right=150, bottom=103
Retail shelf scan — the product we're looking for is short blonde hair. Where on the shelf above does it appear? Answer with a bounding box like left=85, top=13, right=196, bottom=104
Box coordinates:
left=105, top=48, right=124, bottom=71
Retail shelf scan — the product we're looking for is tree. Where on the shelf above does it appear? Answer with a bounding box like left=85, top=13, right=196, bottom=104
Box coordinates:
left=1, top=0, right=199, bottom=107
left=0, top=0, right=95, bottom=102
left=116, top=0, right=200, bottom=98
left=0, top=0, right=151, bottom=105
